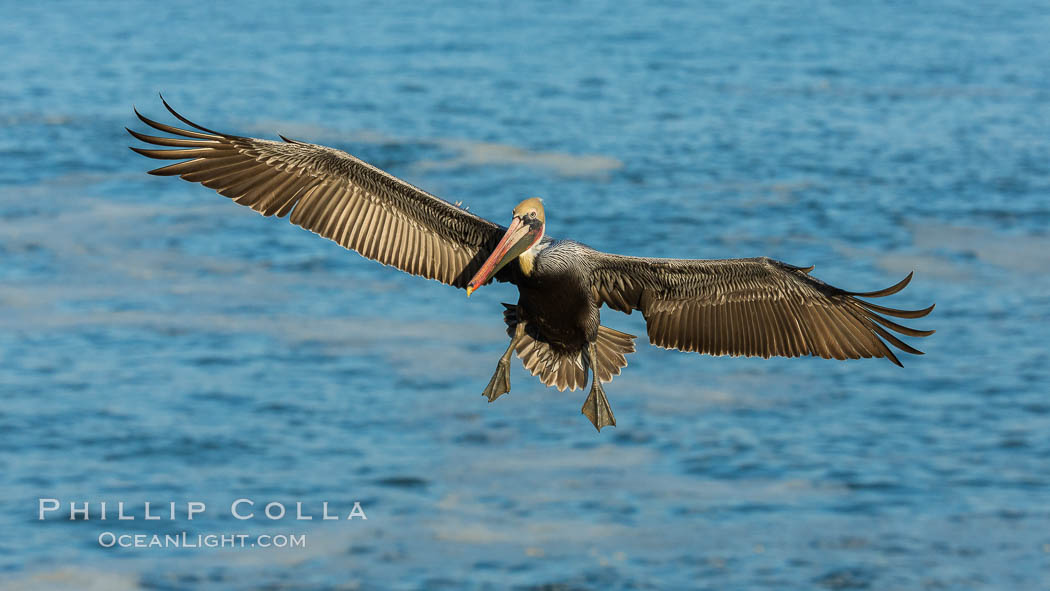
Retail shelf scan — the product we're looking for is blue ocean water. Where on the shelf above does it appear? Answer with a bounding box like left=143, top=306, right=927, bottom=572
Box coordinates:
left=2, top=1, right=1049, bottom=588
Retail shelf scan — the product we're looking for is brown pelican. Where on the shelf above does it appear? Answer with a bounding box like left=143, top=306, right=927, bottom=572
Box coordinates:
left=128, top=99, right=934, bottom=431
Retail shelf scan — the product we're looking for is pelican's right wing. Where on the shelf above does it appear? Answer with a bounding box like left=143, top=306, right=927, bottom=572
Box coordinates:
left=128, top=99, right=509, bottom=289
left=590, top=253, right=934, bottom=366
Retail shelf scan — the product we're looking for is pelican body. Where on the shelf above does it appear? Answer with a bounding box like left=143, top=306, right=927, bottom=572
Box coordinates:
left=129, top=99, right=934, bottom=431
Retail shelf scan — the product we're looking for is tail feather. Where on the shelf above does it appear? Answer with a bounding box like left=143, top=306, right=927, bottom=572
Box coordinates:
left=502, top=303, right=636, bottom=391
left=593, top=325, right=636, bottom=383
left=515, top=331, right=584, bottom=391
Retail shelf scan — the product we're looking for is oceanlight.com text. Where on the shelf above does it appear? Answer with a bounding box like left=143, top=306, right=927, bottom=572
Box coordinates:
left=97, top=531, right=307, bottom=550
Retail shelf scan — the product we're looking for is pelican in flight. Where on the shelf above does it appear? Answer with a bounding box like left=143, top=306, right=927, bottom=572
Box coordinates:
left=128, top=99, right=934, bottom=431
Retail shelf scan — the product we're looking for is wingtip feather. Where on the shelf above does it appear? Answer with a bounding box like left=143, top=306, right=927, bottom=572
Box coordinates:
left=159, top=95, right=227, bottom=136
left=849, top=271, right=914, bottom=298
left=857, top=300, right=936, bottom=320
left=886, top=350, right=904, bottom=367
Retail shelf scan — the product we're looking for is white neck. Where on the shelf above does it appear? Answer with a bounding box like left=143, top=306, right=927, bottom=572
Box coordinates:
left=518, top=239, right=547, bottom=276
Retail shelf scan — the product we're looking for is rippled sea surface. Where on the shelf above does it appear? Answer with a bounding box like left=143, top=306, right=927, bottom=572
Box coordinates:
left=2, top=2, right=1049, bottom=589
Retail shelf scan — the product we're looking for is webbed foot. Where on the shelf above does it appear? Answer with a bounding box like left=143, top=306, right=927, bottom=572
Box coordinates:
left=581, top=380, right=616, bottom=431
left=482, top=357, right=512, bottom=402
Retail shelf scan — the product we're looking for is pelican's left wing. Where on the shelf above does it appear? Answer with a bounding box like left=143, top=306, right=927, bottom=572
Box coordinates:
left=590, top=253, right=934, bottom=365
left=128, top=99, right=511, bottom=289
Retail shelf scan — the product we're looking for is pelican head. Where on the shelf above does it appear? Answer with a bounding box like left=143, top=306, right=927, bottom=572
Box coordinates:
left=466, top=198, right=545, bottom=296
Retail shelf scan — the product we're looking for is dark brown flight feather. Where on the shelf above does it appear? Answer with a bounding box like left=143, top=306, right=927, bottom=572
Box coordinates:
left=128, top=97, right=507, bottom=289
left=590, top=255, right=933, bottom=366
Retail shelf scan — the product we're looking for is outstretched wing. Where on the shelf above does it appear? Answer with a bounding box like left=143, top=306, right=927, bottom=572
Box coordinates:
left=591, top=254, right=934, bottom=366
left=128, top=98, right=509, bottom=289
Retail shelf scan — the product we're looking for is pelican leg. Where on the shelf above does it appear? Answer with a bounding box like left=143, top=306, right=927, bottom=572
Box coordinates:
left=581, top=342, right=616, bottom=431
left=482, top=323, right=524, bottom=402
